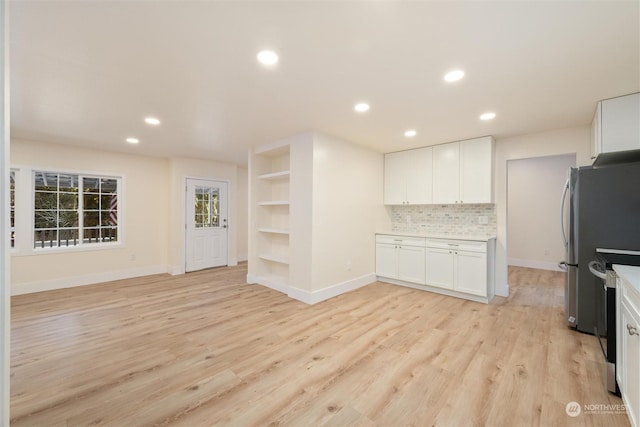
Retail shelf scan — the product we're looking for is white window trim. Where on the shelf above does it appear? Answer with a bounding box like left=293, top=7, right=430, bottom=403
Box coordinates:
left=10, top=165, right=126, bottom=256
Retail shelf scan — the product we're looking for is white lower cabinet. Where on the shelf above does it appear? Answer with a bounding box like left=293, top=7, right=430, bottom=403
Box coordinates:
left=375, top=236, right=426, bottom=285
left=426, top=240, right=489, bottom=297
left=377, top=234, right=495, bottom=303
left=426, top=248, right=454, bottom=289
left=616, top=267, right=640, bottom=427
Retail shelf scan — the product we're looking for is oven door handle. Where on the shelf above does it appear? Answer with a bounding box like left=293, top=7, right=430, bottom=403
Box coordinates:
left=588, top=260, right=607, bottom=281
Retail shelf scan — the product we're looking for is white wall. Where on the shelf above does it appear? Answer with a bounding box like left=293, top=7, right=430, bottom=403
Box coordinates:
left=310, top=133, right=389, bottom=293
left=168, top=157, right=240, bottom=274
left=10, top=139, right=171, bottom=293
left=495, top=125, right=591, bottom=294
left=236, top=167, right=248, bottom=262
left=507, top=154, right=575, bottom=271
left=1, top=0, right=10, bottom=421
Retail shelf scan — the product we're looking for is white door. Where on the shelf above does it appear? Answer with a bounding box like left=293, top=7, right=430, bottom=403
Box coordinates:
left=186, top=179, right=228, bottom=272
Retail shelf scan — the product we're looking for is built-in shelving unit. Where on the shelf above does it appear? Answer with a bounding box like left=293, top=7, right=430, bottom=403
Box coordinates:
left=248, top=143, right=291, bottom=290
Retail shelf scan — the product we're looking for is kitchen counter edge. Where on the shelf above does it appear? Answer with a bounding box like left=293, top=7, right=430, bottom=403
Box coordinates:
left=613, top=264, right=640, bottom=294
left=376, top=232, right=496, bottom=242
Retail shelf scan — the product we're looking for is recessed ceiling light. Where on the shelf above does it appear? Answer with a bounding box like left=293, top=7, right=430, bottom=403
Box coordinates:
left=354, top=103, right=370, bottom=113
left=144, top=117, right=160, bottom=125
left=404, top=130, right=417, bottom=137
left=480, top=112, right=496, bottom=121
left=126, top=137, right=139, bottom=144
left=444, top=70, right=465, bottom=82
left=257, top=50, right=279, bottom=66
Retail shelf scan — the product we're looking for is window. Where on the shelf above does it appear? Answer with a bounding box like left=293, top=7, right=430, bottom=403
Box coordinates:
left=194, top=186, right=219, bottom=228
left=10, top=170, right=15, bottom=248
left=33, top=171, right=120, bottom=249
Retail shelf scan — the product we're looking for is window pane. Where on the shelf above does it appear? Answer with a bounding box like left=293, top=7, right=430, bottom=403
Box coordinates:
left=84, top=177, right=100, bottom=193
left=58, top=174, right=78, bottom=192
left=34, top=191, right=58, bottom=209
left=34, top=172, right=58, bottom=190
left=84, top=194, right=100, bottom=210
left=35, top=211, right=58, bottom=229
left=10, top=171, right=15, bottom=248
left=59, top=210, right=79, bottom=227
left=34, top=229, right=57, bottom=248
left=84, top=211, right=100, bottom=227
left=101, top=227, right=117, bottom=242
left=59, top=192, right=79, bottom=210
left=101, top=178, right=117, bottom=194
left=83, top=228, right=100, bottom=243
left=58, top=229, right=79, bottom=247
left=211, top=190, right=219, bottom=226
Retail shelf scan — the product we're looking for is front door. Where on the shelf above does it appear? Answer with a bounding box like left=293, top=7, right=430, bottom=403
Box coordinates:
left=185, top=179, right=228, bottom=272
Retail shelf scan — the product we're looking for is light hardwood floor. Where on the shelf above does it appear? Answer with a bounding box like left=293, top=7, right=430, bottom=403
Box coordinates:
left=10, top=265, right=629, bottom=426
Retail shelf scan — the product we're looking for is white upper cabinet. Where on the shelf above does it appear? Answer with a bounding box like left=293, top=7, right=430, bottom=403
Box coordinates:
left=433, top=136, right=494, bottom=204
left=460, top=137, right=494, bottom=203
left=384, top=147, right=433, bottom=205
left=433, top=143, right=460, bottom=204
left=592, top=92, right=640, bottom=160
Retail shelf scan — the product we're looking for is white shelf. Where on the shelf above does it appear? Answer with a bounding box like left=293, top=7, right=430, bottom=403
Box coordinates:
left=258, top=170, right=290, bottom=180
left=258, top=228, right=290, bottom=235
left=258, top=254, right=289, bottom=265
left=258, top=201, right=290, bottom=206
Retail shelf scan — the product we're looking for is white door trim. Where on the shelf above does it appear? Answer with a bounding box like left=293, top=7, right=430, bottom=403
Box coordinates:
left=183, top=176, right=231, bottom=272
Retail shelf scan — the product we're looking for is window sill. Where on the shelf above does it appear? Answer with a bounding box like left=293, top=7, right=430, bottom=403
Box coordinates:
left=11, top=241, right=125, bottom=257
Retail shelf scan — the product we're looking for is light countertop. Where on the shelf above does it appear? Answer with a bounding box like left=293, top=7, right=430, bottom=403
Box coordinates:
left=376, top=232, right=496, bottom=242
left=613, top=264, right=640, bottom=294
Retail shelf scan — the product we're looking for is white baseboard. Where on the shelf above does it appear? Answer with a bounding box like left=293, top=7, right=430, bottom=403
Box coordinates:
left=508, top=257, right=563, bottom=272
left=495, top=283, right=509, bottom=298
left=246, top=274, right=289, bottom=294
left=12, top=265, right=169, bottom=296
left=168, top=265, right=185, bottom=276
left=238, top=254, right=248, bottom=262
left=228, top=258, right=238, bottom=267
left=288, top=273, right=376, bottom=305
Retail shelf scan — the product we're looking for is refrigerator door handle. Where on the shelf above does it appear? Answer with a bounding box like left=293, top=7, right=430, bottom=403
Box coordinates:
left=560, top=177, right=570, bottom=249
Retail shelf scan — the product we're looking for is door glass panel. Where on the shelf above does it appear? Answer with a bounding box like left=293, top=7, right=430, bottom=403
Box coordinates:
left=211, top=188, right=219, bottom=227
left=193, top=186, right=220, bottom=228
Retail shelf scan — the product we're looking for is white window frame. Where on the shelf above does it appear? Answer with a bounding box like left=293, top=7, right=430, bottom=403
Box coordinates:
left=10, top=165, right=126, bottom=256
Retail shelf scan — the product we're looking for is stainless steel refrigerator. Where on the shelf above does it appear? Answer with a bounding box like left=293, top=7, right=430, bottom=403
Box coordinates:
left=560, top=161, right=640, bottom=334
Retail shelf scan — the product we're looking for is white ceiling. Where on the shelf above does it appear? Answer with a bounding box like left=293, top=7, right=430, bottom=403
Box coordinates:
left=9, top=1, right=640, bottom=166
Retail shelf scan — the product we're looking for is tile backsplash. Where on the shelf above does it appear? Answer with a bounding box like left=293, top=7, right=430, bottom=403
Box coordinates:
left=390, top=204, right=497, bottom=236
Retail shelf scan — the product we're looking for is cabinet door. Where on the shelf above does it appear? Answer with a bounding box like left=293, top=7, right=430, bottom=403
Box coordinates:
left=384, top=152, right=407, bottom=205
left=455, top=250, right=487, bottom=296
left=622, top=300, right=640, bottom=427
left=376, top=243, right=398, bottom=278
left=426, top=248, right=454, bottom=289
left=397, top=246, right=426, bottom=284
left=601, top=93, right=640, bottom=154
left=405, top=147, right=433, bottom=204
left=433, top=142, right=460, bottom=204
left=460, top=137, right=494, bottom=203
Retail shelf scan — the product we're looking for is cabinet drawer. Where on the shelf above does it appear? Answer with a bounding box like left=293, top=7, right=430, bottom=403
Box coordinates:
left=426, top=239, right=487, bottom=253
left=376, top=235, right=426, bottom=247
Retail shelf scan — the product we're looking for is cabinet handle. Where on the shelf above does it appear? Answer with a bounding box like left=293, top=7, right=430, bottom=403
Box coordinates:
left=449, top=251, right=452, bottom=254
left=627, top=324, right=640, bottom=336
left=455, top=251, right=458, bottom=254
